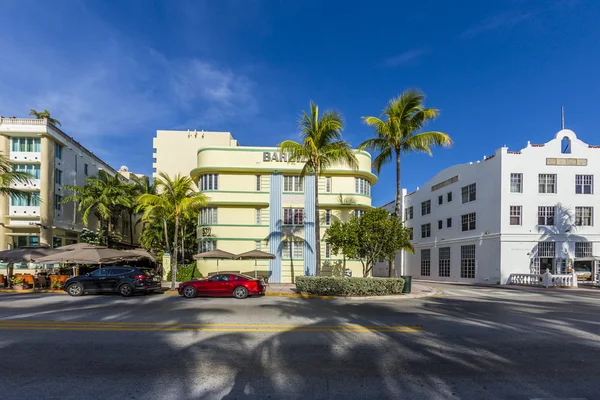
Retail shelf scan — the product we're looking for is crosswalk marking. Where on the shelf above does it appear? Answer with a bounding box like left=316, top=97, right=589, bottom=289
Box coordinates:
left=440, top=288, right=539, bottom=297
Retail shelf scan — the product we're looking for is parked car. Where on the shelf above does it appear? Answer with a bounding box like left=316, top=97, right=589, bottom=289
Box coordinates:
left=63, top=267, right=162, bottom=297
left=574, top=265, right=592, bottom=281
left=178, top=273, right=265, bottom=299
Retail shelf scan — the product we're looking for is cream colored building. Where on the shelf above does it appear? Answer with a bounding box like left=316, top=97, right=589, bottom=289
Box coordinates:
left=0, top=117, right=141, bottom=250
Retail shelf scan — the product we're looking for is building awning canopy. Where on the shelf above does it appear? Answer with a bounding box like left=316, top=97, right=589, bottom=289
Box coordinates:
left=574, top=256, right=600, bottom=261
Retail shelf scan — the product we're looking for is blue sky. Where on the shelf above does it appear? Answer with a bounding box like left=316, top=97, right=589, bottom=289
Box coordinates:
left=1, top=0, right=598, bottom=206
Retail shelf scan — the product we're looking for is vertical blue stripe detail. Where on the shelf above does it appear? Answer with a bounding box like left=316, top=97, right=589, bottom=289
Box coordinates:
left=269, top=173, right=282, bottom=283
left=304, top=175, right=316, bottom=276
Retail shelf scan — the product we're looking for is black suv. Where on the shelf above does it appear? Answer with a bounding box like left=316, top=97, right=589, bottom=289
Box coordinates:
left=63, top=267, right=162, bottom=297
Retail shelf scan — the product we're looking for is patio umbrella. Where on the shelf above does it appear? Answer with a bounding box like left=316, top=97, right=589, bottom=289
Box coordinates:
left=35, top=247, right=142, bottom=265
left=56, top=243, right=103, bottom=251
left=124, top=248, right=157, bottom=263
left=235, top=250, right=275, bottom=278
left=0, top=245, right=62, bottom=263
left=192, top=249, right=236, bottom=273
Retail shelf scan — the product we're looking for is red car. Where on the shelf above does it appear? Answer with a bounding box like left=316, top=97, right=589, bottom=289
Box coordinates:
left=178, top=273, right=266, bottom=299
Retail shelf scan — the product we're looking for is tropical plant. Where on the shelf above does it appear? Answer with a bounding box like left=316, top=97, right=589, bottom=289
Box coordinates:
left=29, top=109, right=62, bottom=126
left=138, top=173, right=207, bottom=289
left=0, top=154, right=33, bottom=198
left=279, top=102, right=358, bottom=275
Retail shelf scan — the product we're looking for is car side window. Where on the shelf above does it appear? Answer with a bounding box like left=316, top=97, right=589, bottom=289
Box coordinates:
left=109, top=268, right=130, bottom=276
left=234, top=275, right=246, bottom=281
left=90, top=269, right=109, bottom=277
left=221, top=275, right=230, bottom=281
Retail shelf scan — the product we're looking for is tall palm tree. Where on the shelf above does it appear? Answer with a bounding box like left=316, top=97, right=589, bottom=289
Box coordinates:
left=138, top=173, right=207, bottom=289
left=29, top=109, right=62, bottom=126
left=359, top=89, right=452, bottom=219
left=0, top=155, right=33, bottom=198
left=280, top=102, right=358, bottom=276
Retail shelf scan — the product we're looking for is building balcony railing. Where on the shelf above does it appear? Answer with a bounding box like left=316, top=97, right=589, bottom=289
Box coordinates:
left=0, top=117, right=48, bottom=126
left=9, top=151, right=42, bottom=162
left=9, top=206, right=41, bottom=217
left=11, top=179, right=41, bottom=190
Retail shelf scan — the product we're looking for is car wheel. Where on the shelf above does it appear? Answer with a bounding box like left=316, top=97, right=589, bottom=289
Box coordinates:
left=66, top=283, right=84, bottom=297
left=119, top=283, right=134, bottom=297
left=233, top=286, right=248, bottom=299
left=182, top=286, right=197, bottom=299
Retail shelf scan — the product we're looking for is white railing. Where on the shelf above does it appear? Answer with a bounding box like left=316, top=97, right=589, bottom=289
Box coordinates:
left=508, top=269, right=578, bottom=288
left=0, top=117, right=47, bottom=125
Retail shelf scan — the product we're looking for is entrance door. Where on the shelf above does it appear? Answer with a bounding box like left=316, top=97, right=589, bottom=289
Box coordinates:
left=539, top=258, right=554, bottom=274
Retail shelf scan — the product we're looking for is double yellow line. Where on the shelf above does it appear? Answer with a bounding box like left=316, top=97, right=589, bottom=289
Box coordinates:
left=0, top=320, right=423, bottom=333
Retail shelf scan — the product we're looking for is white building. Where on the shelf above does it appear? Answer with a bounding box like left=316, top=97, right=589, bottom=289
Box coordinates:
left=387, top=129, right=599, bottom=284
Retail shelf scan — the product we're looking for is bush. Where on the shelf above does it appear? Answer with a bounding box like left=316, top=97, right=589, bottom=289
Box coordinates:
left=295, top=276, right=405, bottom=297
left=166, top=264, right=203, bottom=282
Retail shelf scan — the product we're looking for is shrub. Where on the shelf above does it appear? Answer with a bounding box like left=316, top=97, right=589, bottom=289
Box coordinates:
left=295, top=276, right=405, bottom=297
left=166, top=264, right=203, bottom=282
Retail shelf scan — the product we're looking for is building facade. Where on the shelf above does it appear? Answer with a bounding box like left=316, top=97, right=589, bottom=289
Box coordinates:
left=395, top=129, right=600, bottom=284
left=170, top=133, right=376, bottom=283
left=0, top=117, right=141, bottom=250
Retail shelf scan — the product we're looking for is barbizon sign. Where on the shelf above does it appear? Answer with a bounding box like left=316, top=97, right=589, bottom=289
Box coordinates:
left=263, top=152, right=289, bottom=162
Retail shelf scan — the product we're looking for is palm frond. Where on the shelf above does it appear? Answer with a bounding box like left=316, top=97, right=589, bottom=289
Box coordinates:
left=372, top=147, right=393, bottom=174
left=401, top=131, right=452, bottom=155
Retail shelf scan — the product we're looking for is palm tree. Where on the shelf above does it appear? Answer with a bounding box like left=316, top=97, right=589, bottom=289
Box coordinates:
left=62, top=170, right=130, bottom=247
left=29, top=109, right=61, bottom=126
left=359, top=89, right=452, bottom=219
left=280, top=102, right=358, bottom=276
left=0, top=155, right=33, bottom=198
left=138, top=173, right=207, bottom=289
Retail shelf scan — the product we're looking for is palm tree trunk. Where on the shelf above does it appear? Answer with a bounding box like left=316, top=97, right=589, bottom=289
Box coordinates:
left=129, top=211, right=134, bottom=246
left=172, top=214, right=179, bottom=290
left=314, top=172, right=321, bottom=276
left=162, top=219, right=170, bottom=254
left=105, top=219, right=111, bottom=248
left=390, top=148, right=402, bottom=278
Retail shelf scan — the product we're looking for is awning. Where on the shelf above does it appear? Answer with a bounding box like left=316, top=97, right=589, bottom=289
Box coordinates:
left=574, top=256, right=600, bottom=261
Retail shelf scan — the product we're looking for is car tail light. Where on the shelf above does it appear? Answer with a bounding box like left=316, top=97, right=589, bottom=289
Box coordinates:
left=134, top=275, right=147, bottom=280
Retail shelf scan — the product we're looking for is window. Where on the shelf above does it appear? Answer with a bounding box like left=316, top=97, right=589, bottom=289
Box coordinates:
left=446, top=218, right=452, bottom=228
left=54, top=143, right=63, bottom=159
left=421, top=200, right=431, bottom=216
left=575, top=175, right=593, bottom=194
left=575, top=207, right=593, bottom=226
left=438, top=220, right=443, bottom=229
left=438, top=195, right=443, bottom=205
left=282, top=241, right=304, bottom=259
left=461, top=183, right=476, bottom=203
left=325, top=176, right=332, bottom=193
left=510, top=206, right=522, bottom=225
left=325, top=242, right=331, bottom=258
left=538, top=242, right=555, bottom=258
left=354, top=177, right=371, bottom=196
left=199, top=207, right=218, bottom=225
left=55, top=169, right=62, bottom=185
left=28, top=236, right=39, bottom=246
left=90, top=268, right=110, bottom=277
left=538, top=174, right=556, bottom=194
left=54, top=195, right=62, bottom=211
left=52, top=237, right=62, bottom=248
left=461, top=213, right=476, bottom=231
left=255, top=208, right=262, bottom=224
left=84, top=164, right=89, bottom=176
left=421, top=223, right=431, bottom=238
left=575, top=242, right=592, bottom=258
left=461, top=245, right=476, bottom=278
left=284, top=175, right=303, bottom=192
left=10, top=192, right=40, bottom=207
left=109, top=268, right=132, bottom=276
left=325, top=209, right=331, bottom=226
left=405, top=206, right=413, bottom=220
left=256, top=175, right=261, bottom=191
left=199, top=174, right=219, bottom=191
left=255, top=240, right=261, bottom=251
left=439, top=247, right=451, bottom=277
left=408, top=227, right=413, bottom=240
left=354, top=209, right=365, bottom=218
left=199, top=239, right=217, bottom=253
left=14, top=164, right=40, bottom=179
left=420, top=249, right=431, bottom=276
left=283, top=208, right=304, bottom=225
left=234, top=275, right=247, bottom=281
left=447, top=192, right=453, bottom=202
left=510, top=173, right=522, bottom=193
left=561, top=136, right=571, bottom=154
left=11, top=138, right=41, bottom=152
left=537, top=206, right=555, bottom=226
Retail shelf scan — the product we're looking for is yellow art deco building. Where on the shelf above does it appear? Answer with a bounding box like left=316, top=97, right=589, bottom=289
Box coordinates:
left=186, top=140, right=376, bottom=283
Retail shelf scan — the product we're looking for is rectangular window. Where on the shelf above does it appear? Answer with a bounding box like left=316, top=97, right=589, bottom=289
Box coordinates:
left=575, top=206, right=593, bottom=226
left=255, top=240, right=261, bottom=251
left=510, top=173, right=523, bottom=193
left=52, top=237, right=63, bottom=249
left=421, top=200, right=431, bottom=216
left=282, top=241, right=291, bottom=258
left=447, top=192, right=452, bottom=202
left=575, top=175, right=593, bottom=194
left=199, top=207, right=218, bottom=225
left=447, top=217, right=452, bottom=228
left=325, top=242, right=331, bottom=258
left=354, top=209, right=365, bottom=218
left=256, top=175, right=261, bottom=191
left=420, top=249, right=431, bottom=276
left=54, top=143, right=63, bottom=159
left=84, top=164, right=89, bottom=176
left=11, top=138, right=41, bottom=153
left=255, top=208, right=262, bottom=225
left=293, top=241, right=304, bottom=259
left=575, top=242, right=592, bottom=258
left=408, top=227, right=413, bottom=240
left=538, top=174, right=557, bottom=194
left=461, top=213, right=476, bottom=231
left=537, top=242, right=555, bottom=258
left=325, top=176, right=332, bottom=193
left=438, top=195, right=443, bottom=205
left=510, top=206, right=522, bottom=225
left=421, top=223, right=431, bottom=238
left=55, top=169, right=62, bottom=185
left=284, top=175, right=304, bottom=192
left=439, top=247, right=451, bottom=277
left=461, top=183, right=476, bottom=203
left=200, top=174, right=219, bottom=191
left=325, top=209, right=331, bottom=226
left=405, top=206, right=413, bottom=220
left=461, top=245, right=476, bottom=279
left=54, top=195, right=62, bottom=211
left=354, top=177, right=370, bottom=196
left=438, top=220, right=443, bottom=230
left=199, top=239, right=217, bottom=253
left=283, top=208, right=304, bottom=225
left=10, top=192, right=40, bottom=207
left=14, top=164, right=40, bottom=179
left=537, top=206, right=555, bottom=226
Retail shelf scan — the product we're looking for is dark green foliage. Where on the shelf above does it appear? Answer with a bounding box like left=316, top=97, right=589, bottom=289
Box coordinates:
left=295, top=276, right=405, bottom=296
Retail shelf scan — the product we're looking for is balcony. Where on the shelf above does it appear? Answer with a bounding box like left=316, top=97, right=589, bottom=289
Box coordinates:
left=11, top=179, right=41, bottom=190
left=9, top=151, right=41, bottom=162
left=9, top=205, right=41, bottom=217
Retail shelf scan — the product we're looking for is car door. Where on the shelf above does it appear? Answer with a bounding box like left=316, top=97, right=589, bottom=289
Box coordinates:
left=218, top=274, right=235, bottom=296
left=88, top=268, right=110, bottom=292
left=201, top=274, right=230, bottom=296
left=105, top=268, right=129, bottom=291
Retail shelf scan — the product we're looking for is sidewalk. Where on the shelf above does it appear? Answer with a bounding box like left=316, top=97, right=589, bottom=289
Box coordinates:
left=414, top=278, right=600, bottom=292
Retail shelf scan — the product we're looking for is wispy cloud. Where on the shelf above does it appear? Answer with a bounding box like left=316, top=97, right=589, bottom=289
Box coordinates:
left=461, top=11, right=535, bottom=38
left=380, top=49, right=429, bottom=68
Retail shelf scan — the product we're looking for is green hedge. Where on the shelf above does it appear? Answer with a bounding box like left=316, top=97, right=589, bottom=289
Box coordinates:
left=295, top=276, right=405, bottom=297
left=166, top=264, right=203, bottom=282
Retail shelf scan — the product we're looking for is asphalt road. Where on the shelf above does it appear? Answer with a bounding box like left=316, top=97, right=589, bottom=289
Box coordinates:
left=0, top=283, right=599, bottom=400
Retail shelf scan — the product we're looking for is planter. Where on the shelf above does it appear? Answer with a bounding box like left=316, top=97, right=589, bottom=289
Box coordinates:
left=50, top=275, right=70, bottom=285
left=11, top=285, right=30, bottom=290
